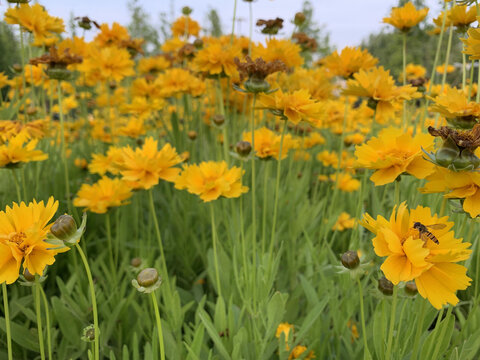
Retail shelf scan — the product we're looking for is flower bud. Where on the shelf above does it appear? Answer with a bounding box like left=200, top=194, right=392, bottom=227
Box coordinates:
left=235, top=141, right=252, bottom=157
left=46, top=68, right=72, bottom=81
left=378, top=277, right=394, bottom=296
left=51, top=215, right=77, bottom=241
left=367, top=98, right=378, bottom=111
left=405, top=281, right=418, bottom=296
left=132, top=267, right=162, bottom=293
left=26, top=106, right=38, bottom=116
left=182, top=6, right=193, bottom=15
left=130, top=257, right=142, bottom=268
left=341, top=251, right=360, bottom=269
left=12, top=64, right=22, bottom=73
left=244, top=78, right=271, bottom=94
left=23, top=269, right=35, bottom=282
left=294, top=12, right=306, bottom=26
left=81, top=325, right=97, bottom=342
left=188, top=130, right=198, bottom=140
left=212, top=114, right=225, bottom=126
left=193, top=38, right=203, bottom=49
left=434, top=138, right=459, bottom=167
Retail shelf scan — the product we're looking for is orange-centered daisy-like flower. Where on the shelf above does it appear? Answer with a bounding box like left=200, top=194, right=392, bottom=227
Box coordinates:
left=0, top=132, right=48, bottom=168
left=0, top=197, right=59, bottom=284
left=383, top=1, right=429, bottom=32
left=175, top=161, right=249, bottom=202
left=354, top=127, right=435, bottom=186
left=428, top=86, right=480, bottom=121
left=120, top=137, right=183, bottom=190
left=258, top=89, right=322, bottom=125
left=191, top=41, right=242, bottom=78
left=171, top=16, right=201, bottom=38
left=342, top=66, right=420, bottom=120
left=73, top=176, right=132, bottom=214
left=420, top=166, right=480, bottom=218
left=253, top=38, right=304, bottom=68
left=321, top=46, right=378, bottom=79
left=361, top=202, right=471, bottom=309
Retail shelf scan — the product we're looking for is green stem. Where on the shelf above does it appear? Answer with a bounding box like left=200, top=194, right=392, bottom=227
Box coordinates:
left=148, top=189, right=168, bottom=278
left=230, top=0, right=238, bottom=44
left=150, top=293, right=166, bottom=360
left=75, top=243, right=100, bottom=360
left=35, top=279, right=46, bottom=360
left=57, top=82, right=73, bottom=215
left=39, top=286, right=52, bottom=360
left=250, top=94, right=257, bottom=307
left=268, top=120, right=288, bottom=264
left=463, top=53, right=467, bottom=90
left=477, top=59, right=480, bottom=103
left=209, top=203, right=222, bottom=298
left=385, top=285, right=398, bottom=360
left=431, top=307, right=453, bottom=360
left=248, top=2, right=253, bottom=56
left=2, top=283, right=13, bottom=360
left=261, top=161, right=271, bottom=255
left=411, top=299, right=427, bottom=360
left=356, top=277, right=370, bottom=357
left=402, top=32, right=407, bottom=130
left=11, top=169, right=22, bottom=203
left=394, top=180, right=400, bottom=205
left=105, top=212, right=115, bottom=277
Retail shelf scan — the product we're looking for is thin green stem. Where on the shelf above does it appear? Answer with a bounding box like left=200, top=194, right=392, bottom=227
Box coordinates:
left=230, top=0, right=238, bottom=44
left=411, top=299, right=427, bottom=360
left=75, top=243, right=100, bottom=360
left=248, top=2, right=253, bottom=56
left=150, top=293, right=166, bottom=360
left=105, top=212, right=115, bottom=277
left=385, top=285, right=398, bottom=360
left=261, top=161, right=271, bottom=254
left=11, top=169, right=22, bottom=203
left=250, top=94, right=257, bottom=307
left=431, top=307, right=453, bottom=360
left=394, top=180, right=400, bottom=205
left=268, top=120, right=288, bottom=263
left=402, top=32, right=407, bottom=130
left=425, top=307, right=445, bottom=359
left=2, top=283, right=13, bottom=360
left=209, top=203, right=222, bottom=298
left=35, top=278, right=46, bottom=360
left=356, top=277, right=370, bottom=357
left=39, top=286, right=52, bottom=360
left=463, top=53, right=467, bottom=90
left=148, top=189, right=168, bottom=278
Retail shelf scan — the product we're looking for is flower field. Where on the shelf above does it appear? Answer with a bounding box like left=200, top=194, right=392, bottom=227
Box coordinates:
left=2, top=0, right=480, bottom=359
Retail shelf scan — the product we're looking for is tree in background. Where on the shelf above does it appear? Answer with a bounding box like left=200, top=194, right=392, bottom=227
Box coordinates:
left=206, top=8, right=222, bottom=37
left=127, top=0, right=160, bottom=54
left=0, top=22, right=19, bottom=76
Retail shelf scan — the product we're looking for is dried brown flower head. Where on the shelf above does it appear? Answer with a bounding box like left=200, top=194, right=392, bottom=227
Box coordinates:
left=428, top=124, right=480, bottom=151
left=74, top=16, right=100, bottom=30
left=256, top=17, right=284, bottom=35
left=30, top=46, right=82, bottom=68
left=234, top=56, right=286, bottom=93
left=292, top=32, right=318, bottom=52
left=178, top=43, right=196, bottom=59
left=120, top=38, right=144, bottom=56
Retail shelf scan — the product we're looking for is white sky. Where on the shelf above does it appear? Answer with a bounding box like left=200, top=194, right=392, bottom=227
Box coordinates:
left=1, top=0, right=443, bottom=49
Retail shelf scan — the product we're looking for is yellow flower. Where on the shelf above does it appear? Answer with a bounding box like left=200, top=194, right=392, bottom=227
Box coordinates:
left=253, top=38, right=303, bottom=68
left=462, top=24, right=480, bottom=60
left=88, top=146, right=124, bottom=176
left=275, top=322, right=294, bottom=341
left=0, top=132, right=48, bottom=168
left=117, top=118, right=146, bottom=138
left=383, top=2, right=429, bottom=32
left=0, top=72, right=8, bottom=89
left=74, top=158, right=88, bottom=170
left=120, top=137, right=182, bottom=190
left=175, top=161, right=248, bottom=202
left=289, top=346, right=315, bottom=360
left=361, top=202, right=471, bottom=309
left=342, top=67, right=420, bottom=119
left=73, top=176, right=132, bottom=214
left=243, top=127, right=296, bottom=160
left=321, top=47, right=378, bottom=79
left=0, top=197, right=59, bottom=284
left=303, top=132, right=325, bottom=148
left=258, top=89, right=322, bottom=125
left=448, top=5, right=477, bottom=30
left=191, top=42, right=241, bottom=77
left=436, top=64, right=455, bottom=74
left=331, top=172, right=360, bottom=192
left=138, top=56, right=171, bottom=74
left=354, top=127, right=434, bottom=186
left=420, top=167, right=480, bottom=218
left=332, top=212, right=356, bottom=231
left=79, top=45, right=135, bottom=84
left=94, top=22, right=130, bottom=47
left=171, top=16, right=201, bottom=37
left=428, top=86, right=480, bottom=120
left=400, top=63, right=426, bottom=81
left=4, top=4, right=64, bottom=46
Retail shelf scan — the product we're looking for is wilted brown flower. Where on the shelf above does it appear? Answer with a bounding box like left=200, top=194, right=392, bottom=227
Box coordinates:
left=30, top=46, right=82, bottom=67
left=178, top=43, right=196, bottom=59
left=234, top=56, right=286, bottom=93
left=292, top=32, right=318, bottom=52
left=74, top=16, right=100, bottom=30
left=428, top=124, right=480, bottom=152
left=256, top=17, right=284, bottom=35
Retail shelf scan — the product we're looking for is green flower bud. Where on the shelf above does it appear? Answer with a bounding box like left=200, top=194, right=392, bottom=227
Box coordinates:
left=341, top=251, right=360, bottom=269
left=23, top=269, right=35, bottom=282
left=434, top=140, right=459, bottom=167
left=132, top=268, right=162, bottom=294
left=46, top=68, right=72, bottom=81
left=294, top=12, right=306, bottom=26
left=182, top=6, right=193, bottom=15
left=212, top=114, right=225, bottom=126
left=130, top=257, right=142, bottom=268
left=81, top=325, right=97, bottom=342
left=453, top=149, right=480, bottom=171
left=244, top=78, right=271, bottom=93
left=51, top=215, right=77, bottom=241
left=446, top=115, right=478, bottom=129
left=405, top=281, right=418, bottom=296
left=236, top=141, right=252, bottom=157
left=378, top=277, right=394, bottom=296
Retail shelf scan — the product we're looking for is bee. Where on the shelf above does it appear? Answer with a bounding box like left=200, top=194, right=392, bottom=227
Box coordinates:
left=413, top=222, right=446, bottom=244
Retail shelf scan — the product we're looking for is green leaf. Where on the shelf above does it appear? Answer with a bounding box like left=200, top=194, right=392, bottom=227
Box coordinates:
left=198, top=308, right=232, bottom=360
left=0, top=317, right=39, bottom=352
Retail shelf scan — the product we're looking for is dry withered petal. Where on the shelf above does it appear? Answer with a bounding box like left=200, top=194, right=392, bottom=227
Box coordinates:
left=74, top=16, right=100, bottom=30
left=428, top=124, right=480, bottom=151
left=292, top=32, right=318, bottom=51
left=120, top=38, right=144, bottom=56
left=29, top=46, right=82, bottom=68
left=256, top=17, right=284, bottom=35
left=234, top=56, right=286, bottom=82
